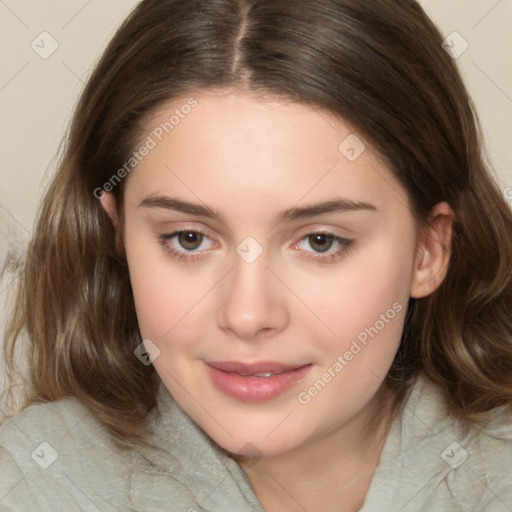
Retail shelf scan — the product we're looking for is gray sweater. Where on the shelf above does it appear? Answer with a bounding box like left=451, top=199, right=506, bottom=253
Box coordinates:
left=1, top=375, right=511, bottom=511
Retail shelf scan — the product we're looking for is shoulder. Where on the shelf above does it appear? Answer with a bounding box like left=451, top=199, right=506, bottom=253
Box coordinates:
left=0, top=397, right=115, bottom=463
left=1, top=397, right=99, bottom=442
left=457, top=405, right=512, bottom=506
left=365, top=375, right=512, bottom=512
left=406, top=376, right=512, bottom=470
left=0, top=398, right=134, bottom=511
left=0, top=393, right=264, bottom=512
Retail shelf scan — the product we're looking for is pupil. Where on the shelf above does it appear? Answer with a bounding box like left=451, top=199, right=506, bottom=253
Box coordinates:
left=179, top=232, right=202, bottom=250
left=310, top=234, right=333, bottom=253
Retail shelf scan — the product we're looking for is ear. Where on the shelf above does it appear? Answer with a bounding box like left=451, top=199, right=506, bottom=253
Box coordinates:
left=410, top=201, right=455, bottom=299
left=99, top=191, right=119, bottom=227
left=99, top=191, right=123, bottom=250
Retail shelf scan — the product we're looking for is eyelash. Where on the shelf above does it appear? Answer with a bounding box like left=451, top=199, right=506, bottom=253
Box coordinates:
left=157, top=229, right=211, bottom=263
left=157, top=230, right=353, bottom=264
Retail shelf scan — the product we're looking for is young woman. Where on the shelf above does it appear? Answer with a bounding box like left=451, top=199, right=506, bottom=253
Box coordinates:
left=1, top=0, right=511, bottom=510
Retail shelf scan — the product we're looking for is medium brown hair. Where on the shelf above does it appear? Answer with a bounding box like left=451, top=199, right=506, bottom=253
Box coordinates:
left=3, top=0, right=512, bottom=446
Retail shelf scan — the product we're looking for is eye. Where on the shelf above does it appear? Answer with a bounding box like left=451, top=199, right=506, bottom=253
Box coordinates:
left=157, top=229, right=215, bottom=262
left=295, top=232, right=353, bottom=262
left=157, top=229, right=352, bottom=264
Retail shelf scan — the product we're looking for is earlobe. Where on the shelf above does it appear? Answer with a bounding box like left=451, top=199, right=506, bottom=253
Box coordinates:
left=410, top=202, right=455, bottom=299
left=99, top=191, right=119, bottom=229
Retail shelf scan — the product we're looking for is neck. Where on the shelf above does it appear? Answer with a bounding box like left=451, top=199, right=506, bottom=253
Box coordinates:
left=237, top=387, right=397, bottom=512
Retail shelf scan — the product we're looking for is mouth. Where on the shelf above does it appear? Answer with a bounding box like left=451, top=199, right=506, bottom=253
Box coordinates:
left=205, top=361, right=313, bottom=402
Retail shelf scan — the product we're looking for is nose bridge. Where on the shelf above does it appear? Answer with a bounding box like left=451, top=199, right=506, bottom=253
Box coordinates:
left=217, top=248, right=288, bottom=340
left=231, top=252, right=270, bottom=299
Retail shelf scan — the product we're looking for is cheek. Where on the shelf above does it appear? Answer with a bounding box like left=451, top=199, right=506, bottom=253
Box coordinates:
left=300, top=232, right=415, bottom=351
left=129, top=270, right=171, bottom=339
left=123, top=229, right=199, bottom=340
left=292, top=238, right=412, bottom=425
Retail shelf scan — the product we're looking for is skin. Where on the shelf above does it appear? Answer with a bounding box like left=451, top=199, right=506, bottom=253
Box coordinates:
left=101, top=88, right=454, bottom=512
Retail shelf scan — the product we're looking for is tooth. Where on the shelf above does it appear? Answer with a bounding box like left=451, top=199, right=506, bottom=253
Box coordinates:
left=254, top=372, right=274, bottom=377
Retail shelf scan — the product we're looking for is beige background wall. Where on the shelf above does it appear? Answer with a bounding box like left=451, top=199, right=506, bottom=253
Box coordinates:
left=1, top=0, right=511, bottom=389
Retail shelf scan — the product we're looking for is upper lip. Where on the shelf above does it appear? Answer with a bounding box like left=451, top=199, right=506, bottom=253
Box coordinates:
left=206, top=361, right=310, bottom=376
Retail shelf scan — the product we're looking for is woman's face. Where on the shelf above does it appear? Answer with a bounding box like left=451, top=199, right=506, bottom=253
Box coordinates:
left=104, top=88, right=449, bottom=457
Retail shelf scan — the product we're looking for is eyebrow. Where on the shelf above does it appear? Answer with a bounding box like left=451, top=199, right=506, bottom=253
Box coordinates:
left=139, top=195, right=378, bottom=224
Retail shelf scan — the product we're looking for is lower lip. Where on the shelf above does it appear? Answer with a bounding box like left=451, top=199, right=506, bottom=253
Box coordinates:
left=205, top=363, right=313, bottom=402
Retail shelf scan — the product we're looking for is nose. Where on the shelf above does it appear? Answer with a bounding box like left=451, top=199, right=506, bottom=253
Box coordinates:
left=217, top=255, right=290, bottom=342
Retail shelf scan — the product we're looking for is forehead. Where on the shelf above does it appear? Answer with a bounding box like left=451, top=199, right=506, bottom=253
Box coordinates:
left=125, top=89, right=411, bottom=220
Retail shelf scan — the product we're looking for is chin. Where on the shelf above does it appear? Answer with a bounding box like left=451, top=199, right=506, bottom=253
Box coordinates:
left=195, top=412, right=311, bottom=459
left=219, top=434, right=301, bottom=459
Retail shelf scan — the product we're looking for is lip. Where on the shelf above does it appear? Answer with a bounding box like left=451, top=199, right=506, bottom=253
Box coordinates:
left=205, top=361, right=313, bottom=402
